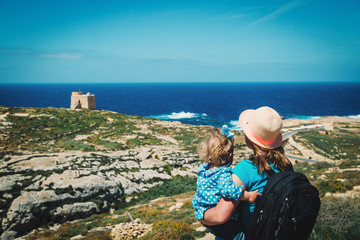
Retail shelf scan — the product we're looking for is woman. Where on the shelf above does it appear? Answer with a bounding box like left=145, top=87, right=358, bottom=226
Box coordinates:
left=200, top=106, right=292, bottom=238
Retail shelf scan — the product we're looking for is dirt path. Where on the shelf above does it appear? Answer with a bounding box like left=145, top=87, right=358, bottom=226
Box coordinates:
left=288, top=136, right=335, bottom=163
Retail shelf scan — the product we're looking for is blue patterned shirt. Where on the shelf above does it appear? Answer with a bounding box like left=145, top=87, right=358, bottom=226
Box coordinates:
left=192, top=163, right=244, bottom=220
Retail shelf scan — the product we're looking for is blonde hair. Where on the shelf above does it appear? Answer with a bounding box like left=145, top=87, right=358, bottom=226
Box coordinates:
left=245, top=136, right=290, bottom=174
left=198, top=128, right=234, bottom=166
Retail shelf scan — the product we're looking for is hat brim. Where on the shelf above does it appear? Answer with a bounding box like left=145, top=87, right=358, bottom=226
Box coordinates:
left=239, top=109, right=282, bottom=149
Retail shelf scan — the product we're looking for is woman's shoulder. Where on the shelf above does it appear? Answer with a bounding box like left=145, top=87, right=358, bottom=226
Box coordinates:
left=232, top=159, right=257, bottom=174
left=234, top=159, right=255, bottom=168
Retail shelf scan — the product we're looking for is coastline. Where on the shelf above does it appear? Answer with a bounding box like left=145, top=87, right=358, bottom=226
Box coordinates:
left=282, top=115, right=360, bottom=128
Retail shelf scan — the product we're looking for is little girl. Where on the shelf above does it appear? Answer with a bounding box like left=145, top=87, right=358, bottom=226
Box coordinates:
left=192, top=126, right=259, bottom=240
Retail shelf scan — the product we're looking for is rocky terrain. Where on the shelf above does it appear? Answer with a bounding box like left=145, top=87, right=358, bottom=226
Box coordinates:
left=0, top=106, right=209, bottom=239
left=0, top=148, right=200, bottom=239
left=0, top=106, right=359, bottom=239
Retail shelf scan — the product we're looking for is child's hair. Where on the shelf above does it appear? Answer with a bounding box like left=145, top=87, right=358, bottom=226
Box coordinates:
left=198, top=128, right=234, bottom=166
left=245, top=135, right=290, bottom=174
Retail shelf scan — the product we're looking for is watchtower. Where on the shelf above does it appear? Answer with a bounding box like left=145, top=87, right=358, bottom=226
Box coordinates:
left=70, top=91, right=96, bottom=110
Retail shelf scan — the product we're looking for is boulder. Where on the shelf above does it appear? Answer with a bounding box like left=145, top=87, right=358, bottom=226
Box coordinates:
left=111, top=222, right=152, bottom=240
left=139, top=158, right=166, bottom=169
left=50, top=202, right=98, bottom=222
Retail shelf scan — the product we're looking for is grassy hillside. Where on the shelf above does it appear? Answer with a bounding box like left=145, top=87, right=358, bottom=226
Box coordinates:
left=1, top=106, right=359, bottom=240
left=0, top=106, right=208, bottom=154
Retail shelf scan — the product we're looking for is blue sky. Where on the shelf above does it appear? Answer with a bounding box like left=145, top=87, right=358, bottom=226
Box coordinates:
left=0, top=0, right=359, bottom=83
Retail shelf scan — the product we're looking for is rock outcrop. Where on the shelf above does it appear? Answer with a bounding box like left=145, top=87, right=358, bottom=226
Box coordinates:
left=0, top=148, right=199, bottom=239
left=111, top=219, right=152, bottom=240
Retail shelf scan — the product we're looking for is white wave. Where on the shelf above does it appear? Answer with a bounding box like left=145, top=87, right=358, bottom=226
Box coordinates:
left=229, top=120, right=242, bottom=130
left=168, top=112, right=196, bottom=119
left=151, top=111, right=207, bottom=120
left=289, top=115, right=360, bottom=120
left=348, top=114, right=360, bottom=119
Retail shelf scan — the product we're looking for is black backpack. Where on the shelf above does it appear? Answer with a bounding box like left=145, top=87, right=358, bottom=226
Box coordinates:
left=246, top=168, right=321, bottom=240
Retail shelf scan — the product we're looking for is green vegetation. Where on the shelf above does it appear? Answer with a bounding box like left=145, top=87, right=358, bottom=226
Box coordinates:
left=295, top=129, right=360, bottom=160
left=316, top=171, right=360, bottom=197
left=174, top=129, right=205, bottom=153
left=294, top=161, right=333, bottom=176
left=339, top=159, right=360, bottom=169
left=25, top=216, right=113, bottom=240
left=3, top=106, right=359, bottom=239
left=309, top=197, right=360, bottom=240
left=295, top=161, right=360, bottom=197
left=0, top=106, right=207, bottom=154
left=126, top=133, right=163, bottom=147
left=58, top=139, right=95, bottom=152
left=141, top=220, right=195, bottom=240
left=23, top=167, right=360, bottom=240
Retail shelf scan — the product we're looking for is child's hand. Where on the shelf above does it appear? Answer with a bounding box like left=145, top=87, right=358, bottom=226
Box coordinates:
left=247, top=190, right=261, bottom=204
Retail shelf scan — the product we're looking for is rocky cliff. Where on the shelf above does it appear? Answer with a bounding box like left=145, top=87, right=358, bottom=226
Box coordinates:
left=0, top=147, right=201, bottom=239
left=0, top=106, right=206, bottom=239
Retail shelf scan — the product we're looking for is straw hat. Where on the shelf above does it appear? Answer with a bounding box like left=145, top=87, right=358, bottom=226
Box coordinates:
left=239, top=106, right=283, bottom=149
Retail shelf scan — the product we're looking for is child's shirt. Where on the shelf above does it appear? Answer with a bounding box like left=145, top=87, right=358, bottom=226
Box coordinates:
left=192, top=163, right=244, bottom=220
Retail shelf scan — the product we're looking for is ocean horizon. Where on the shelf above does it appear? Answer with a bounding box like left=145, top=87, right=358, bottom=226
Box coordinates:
left=1, top=82, right=359, bottom=129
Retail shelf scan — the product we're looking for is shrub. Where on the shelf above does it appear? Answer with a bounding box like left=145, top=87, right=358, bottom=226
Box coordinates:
left=317, top=180, right=348, bottom=196
left=141, top=220, right=194, bottom=240
left=58, top=139, right=95, bottom=152
left=339, top=159, right=360, bottom=169
left=83, top=230, right=112, bottom=240
left=182, top=200, right=193, bottom=208
left=140, top=208, right=163, bottom=220
left=309, top=197, right=360, bottom=240
left=313, top=161, right=333, bottom=170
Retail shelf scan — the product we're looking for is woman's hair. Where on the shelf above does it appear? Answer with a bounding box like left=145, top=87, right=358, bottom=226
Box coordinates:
left=198, top=128, right=234, bottom=166
left=245, top=135, right=290, bottom=174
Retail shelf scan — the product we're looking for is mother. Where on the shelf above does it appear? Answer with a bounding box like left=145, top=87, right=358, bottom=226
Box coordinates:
left=201, top=106, right=293, bottom=238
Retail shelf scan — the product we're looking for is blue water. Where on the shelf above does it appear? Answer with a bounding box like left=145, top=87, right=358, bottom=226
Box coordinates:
left=0, top=82, right=359, bottom=128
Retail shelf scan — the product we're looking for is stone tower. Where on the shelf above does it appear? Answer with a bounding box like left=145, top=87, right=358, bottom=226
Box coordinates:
left=70, top=91, right=96, bottom=110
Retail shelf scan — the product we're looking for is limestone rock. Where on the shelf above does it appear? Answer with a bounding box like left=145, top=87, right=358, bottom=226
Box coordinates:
left=139, top=158, right=166, bottom=169
left=0, top=149, right=201, bottom=239
left=50, top=202, right=98, bottom=222
left=111, top=222, right=152, bottom=240
left=171, top=168, right=197, bottom=177
left=136, top=148, right=151, bottom=160
left=0, top=174, right=29, bottom=192
left=1, top=173, right=123, bottom=239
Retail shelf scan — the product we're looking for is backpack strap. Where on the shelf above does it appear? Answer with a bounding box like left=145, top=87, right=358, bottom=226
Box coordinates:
left=264, top=168, right=277, bottom=178
left=286, top=160, right=294, bottom=172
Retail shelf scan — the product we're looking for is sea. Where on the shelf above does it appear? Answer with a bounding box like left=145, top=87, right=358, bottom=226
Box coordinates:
left=0, top=82, right=359, bottom=129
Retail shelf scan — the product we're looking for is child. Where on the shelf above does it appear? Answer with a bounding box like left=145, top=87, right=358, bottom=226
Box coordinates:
left=192, top=126, right=259, bottom=240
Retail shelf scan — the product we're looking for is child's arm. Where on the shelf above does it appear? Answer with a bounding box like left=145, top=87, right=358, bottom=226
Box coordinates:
left=201, top=198, right=239, bottom=226
left=218, top=171, right=244, bottom=201
left=241, top=190, right=260, bottom=203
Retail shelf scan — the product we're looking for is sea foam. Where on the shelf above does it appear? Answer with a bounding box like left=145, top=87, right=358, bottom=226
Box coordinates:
left=229, top=120, right=242, bottom=130
left=348, top=114, right=360, bottom=119
left=150, top=111, right=207, bottom=120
